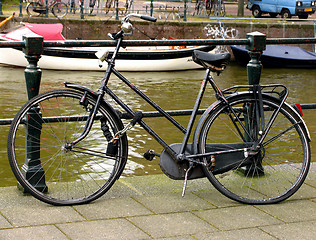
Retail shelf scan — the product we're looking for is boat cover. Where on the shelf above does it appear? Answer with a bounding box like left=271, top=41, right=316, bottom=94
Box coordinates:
left=231, top=45, right=316, bottom=68
left=233, top=45, right=316, bottom=60
left=262, top=45, right=316, bottom=60
left=2, top=23, right=65, bottom=41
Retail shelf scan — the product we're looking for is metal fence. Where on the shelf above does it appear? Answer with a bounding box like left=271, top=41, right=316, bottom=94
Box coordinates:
left=0, top=34, right=316, bottom=126
left=0, top=0, right=202, bottom=21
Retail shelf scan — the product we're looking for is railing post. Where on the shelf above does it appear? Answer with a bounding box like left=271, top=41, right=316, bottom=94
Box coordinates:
left=242, top=32, right=266, bottom=176
left=45, top=0, right=49, bottom=17
left=246, top=32, right=266, bottom=85
left=183, top=0, right=187, bottom=21
left=115, top=0, right=119, bottom=20
left=150, top=0, right=153, bottom=17
left=0, top=0, right=3, bottom=15
left=19, top=0, right=23, bottom=17
left=21, top=35, right=47, bottom=192
left=80, top=0, right=84, bottom=19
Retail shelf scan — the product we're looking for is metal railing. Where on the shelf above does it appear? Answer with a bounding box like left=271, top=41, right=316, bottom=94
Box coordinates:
left=0, top=33, right=316, bottom=126
left=1, top=33, right=316, bottom=192
left=0, top=0, right=193, bottom=20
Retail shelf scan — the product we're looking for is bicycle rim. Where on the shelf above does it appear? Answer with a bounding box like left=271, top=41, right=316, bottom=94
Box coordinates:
left=198, top=94, right=310, bottom=204
left=26, top=2, right=43, bottom=17
left=52, top=2, right=68, bottom=18
left=8, top=89, right=128, bottom=205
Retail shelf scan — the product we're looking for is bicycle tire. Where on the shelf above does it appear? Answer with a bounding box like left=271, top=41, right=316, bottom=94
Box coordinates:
left=26, top=2, right=43, bottom=17
left=7, top=89, right=128, bottom=206
left=197, top=93, right=310, bottom=204
left=52, top=2, right=68, bottom=18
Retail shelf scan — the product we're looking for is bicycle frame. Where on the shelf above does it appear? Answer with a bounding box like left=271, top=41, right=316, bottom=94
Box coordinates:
left=68, top=15, right=291, bottom=169
left=69, top=38, right=210, bottom=164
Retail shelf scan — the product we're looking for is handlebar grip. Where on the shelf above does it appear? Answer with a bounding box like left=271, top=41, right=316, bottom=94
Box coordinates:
left=140, top=15, right=157, bottom=22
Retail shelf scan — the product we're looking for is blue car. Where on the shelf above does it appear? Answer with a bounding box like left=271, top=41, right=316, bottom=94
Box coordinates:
left=247, top=0, right=316, bottom=19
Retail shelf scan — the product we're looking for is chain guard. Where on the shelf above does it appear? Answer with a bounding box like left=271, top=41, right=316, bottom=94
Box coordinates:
left=159, top=143, right=205, bottom=180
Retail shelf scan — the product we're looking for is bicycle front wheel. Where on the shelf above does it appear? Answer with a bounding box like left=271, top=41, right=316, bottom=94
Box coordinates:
left=52, top=2, right=68, bottom=18
left=8, top=89, right=128, bottom=205
left=198, top=94, right=310, bottom=204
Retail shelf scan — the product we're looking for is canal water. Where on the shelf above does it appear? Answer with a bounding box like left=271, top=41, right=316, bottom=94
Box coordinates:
left=0, top=63, right=316, bottom=187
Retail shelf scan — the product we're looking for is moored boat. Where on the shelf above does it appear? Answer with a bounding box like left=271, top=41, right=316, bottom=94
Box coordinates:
left=230, top=45, right=316, bottom=68
left=0, top=23, right=215, bottom=71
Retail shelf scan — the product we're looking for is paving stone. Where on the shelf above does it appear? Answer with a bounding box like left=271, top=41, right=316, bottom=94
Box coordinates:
left=256, top=200, right=316, bottom=223
left=156, top=236, right=196, bottom=240
left=0, top=212, right=12, bottom=229
left=57, top=219, right=150, bottom=240
left=74, top=197, right=153, bottom=219
left=260, top=221, right=316, bottom=240
left=100, top=179, right=143, bottom=199
left=193, top=228, right=277, bottom=240
left=1, top=173, right=316, bottom=239
left=1, top=205, right=85, bottom=227
left=194, top=205, right=282, bottom=231
left=120, top=174, right=213, bottom=196
left=192, top=189, right=242, bottom=208
left=128, top=212, right=216, bottom=238
left=288, top=183, right=316, bottom=200
left=0, top=225, right=68, bottom=240
left=0, top=187, right=45, bottom=209
left=134, top=192, right=215, bottom=214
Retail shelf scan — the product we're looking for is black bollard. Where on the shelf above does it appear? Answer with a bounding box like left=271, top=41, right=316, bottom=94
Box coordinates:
left=21, top=35, right=48, bottom=192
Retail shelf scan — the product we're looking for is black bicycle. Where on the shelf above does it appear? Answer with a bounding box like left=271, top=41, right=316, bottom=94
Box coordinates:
left=7, top=14, right=311, bottom=206
left=26, top=0, right=68, bottom=18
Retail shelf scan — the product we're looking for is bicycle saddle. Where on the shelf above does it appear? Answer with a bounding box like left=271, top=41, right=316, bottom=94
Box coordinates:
left=192, top=50, right=231, bottom=74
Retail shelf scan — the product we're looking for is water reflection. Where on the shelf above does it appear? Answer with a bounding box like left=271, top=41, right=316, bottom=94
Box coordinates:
left=0, top=64, right=316, bottom=187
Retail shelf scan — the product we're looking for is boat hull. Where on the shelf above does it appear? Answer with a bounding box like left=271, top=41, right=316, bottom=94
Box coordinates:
left=0, top=45, right=215, bottom=71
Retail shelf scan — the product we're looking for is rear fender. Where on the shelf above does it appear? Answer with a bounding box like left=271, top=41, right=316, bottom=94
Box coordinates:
left=192, top=92, right=311, bottom=155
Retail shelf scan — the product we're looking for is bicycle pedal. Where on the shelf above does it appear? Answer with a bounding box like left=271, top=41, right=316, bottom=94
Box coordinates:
left=143, top=149, right=160, bottom=161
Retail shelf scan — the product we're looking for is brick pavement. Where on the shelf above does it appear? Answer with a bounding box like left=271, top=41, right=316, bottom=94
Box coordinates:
left=0, top=164, right=315, bottom=239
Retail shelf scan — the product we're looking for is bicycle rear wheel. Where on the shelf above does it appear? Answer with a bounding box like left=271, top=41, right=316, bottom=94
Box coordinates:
left=52, top=2, right=68, bottom=18
left=8, top=89, right=128, bottom=205
left=197, top=94, right=310, bottom=204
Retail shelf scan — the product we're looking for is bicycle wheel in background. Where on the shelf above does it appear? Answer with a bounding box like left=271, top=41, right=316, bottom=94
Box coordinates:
left=197, top=94, right=310, bottom=204
left=26, top=1, right=43, bottom=17
left=7, top=89, right=128, bottom=205
left=52, top=2, right=68, bottom=18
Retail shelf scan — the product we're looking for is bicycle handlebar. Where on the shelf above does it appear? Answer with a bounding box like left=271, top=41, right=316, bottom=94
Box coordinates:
left=140, top=15, right=157, bottom=22
left=107, top=14, right=157, bottom=40
left=122, top=14, right=157, bottom=23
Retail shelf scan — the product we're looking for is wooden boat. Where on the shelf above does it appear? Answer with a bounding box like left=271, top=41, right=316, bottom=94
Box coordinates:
left=0, top=23, right=215, bottom=71
left=230, top=45, right=316, bottom=68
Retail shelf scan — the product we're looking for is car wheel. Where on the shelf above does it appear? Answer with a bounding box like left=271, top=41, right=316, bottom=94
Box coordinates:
left=252, top=5, right=262, bottom=18
left=281, top=9, right=291, bottom=18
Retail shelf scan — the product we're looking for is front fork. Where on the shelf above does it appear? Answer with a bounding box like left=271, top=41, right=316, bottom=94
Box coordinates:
left=67, top=38, right=123, bottom=148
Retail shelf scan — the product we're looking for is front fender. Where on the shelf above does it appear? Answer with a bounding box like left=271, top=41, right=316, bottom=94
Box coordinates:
left=64, top=82, right=98, bottom=98
left=64, top=82, right=123, bottom=127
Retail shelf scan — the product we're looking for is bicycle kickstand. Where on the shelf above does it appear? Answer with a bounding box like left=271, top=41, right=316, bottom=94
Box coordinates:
left=182, top=161, right=194, bottom=197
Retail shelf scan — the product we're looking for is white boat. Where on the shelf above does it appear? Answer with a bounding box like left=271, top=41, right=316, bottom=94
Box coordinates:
left=0, top=23, right=215, bottom=71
